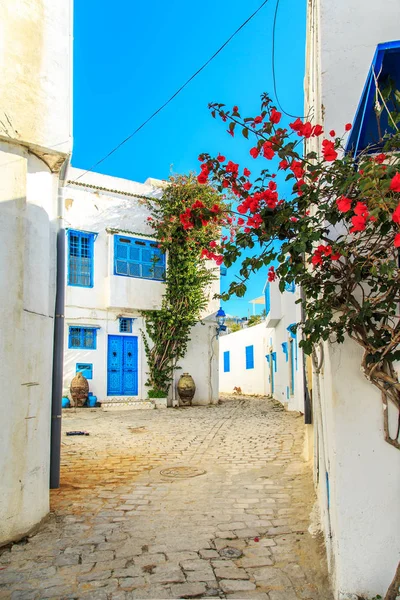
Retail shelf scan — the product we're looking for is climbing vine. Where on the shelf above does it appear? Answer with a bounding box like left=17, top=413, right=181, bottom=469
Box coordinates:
left=140, top=174, right=226, bottom=396
left=188, top=92, right=400, bottom=450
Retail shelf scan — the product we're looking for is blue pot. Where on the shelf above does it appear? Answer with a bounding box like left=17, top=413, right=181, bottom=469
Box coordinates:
left=88, top=394, right=97, bottom=407
left=61, top=397, right=70, bottom=408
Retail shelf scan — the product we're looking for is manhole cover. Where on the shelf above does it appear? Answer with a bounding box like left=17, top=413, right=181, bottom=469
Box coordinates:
left=219, top=547, right=243, bottom=559
left=159, top=466, right=206, bottom=479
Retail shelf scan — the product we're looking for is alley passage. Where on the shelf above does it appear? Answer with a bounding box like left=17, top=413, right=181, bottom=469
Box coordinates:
left=0, top=397, right=332, bottom=600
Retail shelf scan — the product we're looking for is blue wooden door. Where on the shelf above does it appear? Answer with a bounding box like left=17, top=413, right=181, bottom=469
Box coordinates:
left=107, top=335, right=138, bottom=395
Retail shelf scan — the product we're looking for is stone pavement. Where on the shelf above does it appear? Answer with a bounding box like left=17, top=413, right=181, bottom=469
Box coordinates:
left=0, top=396, right=332, bottom=600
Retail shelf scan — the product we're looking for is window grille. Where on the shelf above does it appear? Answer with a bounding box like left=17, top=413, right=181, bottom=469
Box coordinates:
left=245, top=345, right=254, bottom=369
left=68, top=327, right=97, bottom=349
left=68, top=230, right=94, bottom=287
left=76, top=363, right=93, bottom=379
left=223, top=351, right=230, bottom=372
left=119, top=318, right=133, bottom=333
left=114, top=235, right=165, bottom=281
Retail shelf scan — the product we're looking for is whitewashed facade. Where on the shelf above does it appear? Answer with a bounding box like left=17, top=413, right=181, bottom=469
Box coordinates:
left=219, top=280, right=304, bottom=413
left=63, top=168, right=219, bottom=408
left=0, top=0, right=72, bottom=545
left=305, top=1, right=400, bottom=597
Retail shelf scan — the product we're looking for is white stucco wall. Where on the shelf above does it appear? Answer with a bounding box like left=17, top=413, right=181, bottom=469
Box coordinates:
left=304, top=1, right=400, bottom=596
left=0, top=145, right=60, bottom=545
left=63, top=169, right=219, bottom=405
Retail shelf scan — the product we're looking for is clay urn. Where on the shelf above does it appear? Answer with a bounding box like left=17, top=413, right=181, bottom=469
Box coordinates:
left=177, top=373, right=196, bottom=406
left=70, top=372, right=89, bottom=407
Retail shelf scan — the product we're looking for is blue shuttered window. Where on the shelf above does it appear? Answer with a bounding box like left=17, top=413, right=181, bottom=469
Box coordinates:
left=119, top=318, right=133, bottom=333
left=114, top=235, right=166, bottom=281
left=265, top=283, right=271, bottom=315
left=68, top=230, right=94, bottom=287
left=245, top=345, right=254, bottom=370
left=68, top=327, right=97, bottom=349
left=223, top=351, right=230, bottom=372
left=76, top=363, right=93, bottom=379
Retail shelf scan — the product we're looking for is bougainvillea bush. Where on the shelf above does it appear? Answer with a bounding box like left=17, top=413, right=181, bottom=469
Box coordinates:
left=189, top=93, right=400, bottom=449
left=140, top=174, right=226, bottom=396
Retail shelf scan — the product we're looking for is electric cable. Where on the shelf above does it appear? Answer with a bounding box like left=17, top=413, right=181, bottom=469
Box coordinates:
left=69, top=0, right=271, bottom=185
left=271, top=0, right=305, bottom=119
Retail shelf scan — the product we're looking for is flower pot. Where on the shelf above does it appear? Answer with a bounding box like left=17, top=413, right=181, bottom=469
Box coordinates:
left=177, top=373, right=196, bottom=406
left=70, top=372, right=89, bottom=407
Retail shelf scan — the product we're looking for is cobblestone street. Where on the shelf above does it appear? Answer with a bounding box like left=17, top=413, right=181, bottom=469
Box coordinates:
left=0, top=396, right=332, bottom=600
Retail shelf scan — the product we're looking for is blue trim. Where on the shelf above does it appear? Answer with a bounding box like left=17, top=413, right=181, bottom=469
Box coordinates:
left=245, top=345, right=254, bottom=369
left=346, top=41, right=400, bottom=157
left=272, top=351, right=277, bottom=372
left=107, top=335, right=139, bottom=396
left=287, top=323, right=297, bottom=339
left=67, top=230, right=95, bottom=288
left=281, top=342, right=288, bottom=362
left=68, top=327, right=97, bottom=350
left=220, top=266, right=227, bottom=276
left=76, top=363, right=93, bottom=379
left=286, top=386, right=290, bottom=400
left=119, top=317, right=133, bottom=333
left=114, top=235, right=166, bottom=281
left=223, top=350, right=230, bottom=372
left=289, top=339, right=295, bottom=394
left=265, top=283, right=271, bottom=315
left=285, top=281, right=295, bottom=293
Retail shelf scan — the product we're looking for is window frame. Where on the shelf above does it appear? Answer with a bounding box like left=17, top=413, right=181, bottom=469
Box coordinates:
left=68, top=326, right=97, bottom=350
left=67, top=229, right=95, bottom=288
left=113, top=235, right=166, bottom=282
left=119, top=317, right=133, bottom=333
left=245, top=345, right=254, bottom=370
left=76, top=363, right=93, bottom=379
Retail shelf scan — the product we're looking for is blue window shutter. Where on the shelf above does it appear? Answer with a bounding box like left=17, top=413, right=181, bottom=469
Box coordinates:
left=119, top=318, right=133, bottom=333
left=68, top=230, right=94, bottom=287
left=68, top=326, right=97, bottom=349
left=114, top=236, right=165, bottom=281
left=76, top=363, right=93, bottom=379
left=245, top=345, right=254, bottom=369
left=281, top=342, right=288, bottom=362
left=272, top=352, right=277, bottom=372
left=265, top=283, right=271, bottom=315
left=223, top=351, right=230, bottom=373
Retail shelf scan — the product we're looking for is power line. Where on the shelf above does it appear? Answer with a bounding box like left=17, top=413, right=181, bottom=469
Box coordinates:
left=271, top=0, right=305, bottom=119
left=69, top=0, right=271, bottom=185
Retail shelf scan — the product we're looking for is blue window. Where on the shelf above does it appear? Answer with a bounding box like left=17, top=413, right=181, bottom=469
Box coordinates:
left=119, top=318, right=133, bottom=333
left=68, top=230, right=94, bottom=287
left=245, top=345, right=254, bottom=369
left=68, top=327, right=97, bottom=349
left=223, top=351, right=230, bottom=372
left=76, top=363, right=93, bottom=379
left=265, top=283, right=271, bottom=315
left=346, top=41, right=400, bottom=157
left=114, top=235, right=165, bottom=281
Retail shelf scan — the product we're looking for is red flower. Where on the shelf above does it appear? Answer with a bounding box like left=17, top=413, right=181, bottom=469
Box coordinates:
left=214, top=255, right=224, bottom=266
left=350, top=215, right=367, bottom=233
left=226, top=161, right=239, bottom=175
left=312, top=124, right=324, bottom=136
left=311, top=253, right=323, bottom=266
left=254, top=115, right=263, bottom=124
left=392, top=203, right=400, bottom=223
left=268, top=181, right=277, bottom=191
left=374, top=153, right=386, bottom=164
left=262, top=141, right=275, bottom=160
left=198, top=154, right=204, bottom=161
left=197, top=173, right=208, bottom=184
left=222, top=180, right=229, bottom=188
left=395, top=233, right=400, bottom=248
left=290, top=217, right=298, bottom=222
left=211, top=204, right=221, bottom=214
left=301, top=121, right=313, bottom=139
left=201, top=249, right=210, bottom=259
left=254, top=537, right=260, bottom=543
left=210, top=240, right=217, bottom=248
left=331, top=252, right=341, bottom=261
left=279, top=160, right=289, bottom=170
left=329, top=130, right=336, bottom=137
left=290, top=160, right=305, bottom=179
left=336, top=196, right=352, bottom=212
left=244, top=168, right=251, bottom=177
left=322, top=139, right=338, bottom=161
left=243, top=182, right=252, bottom=191
left=192, top=200, right=205, bottom=209
left=345, top=123, right=352, bottom=131
left=354, top=202, right=369, bottom=216
left=237, top=218, right=245, bottom=226
left=270, top=108, right=281, bottom=124
left=217, top=154, right=225, bottom=162
left=227, top=129, right=234, bottom=137
left=268, top=266, right=276, bottom=282
left=250, top=147, right=260, bottom=159
left=390, top=173, right=400, bottom=193
left=237, top=203, right=247, bottom=214
left=233, top=105, right=239, bottom=113
left=289, top=118, right=304, bottom=133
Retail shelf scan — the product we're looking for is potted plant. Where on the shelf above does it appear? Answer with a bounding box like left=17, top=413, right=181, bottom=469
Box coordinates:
left=147, top=388, right=168, bottom=409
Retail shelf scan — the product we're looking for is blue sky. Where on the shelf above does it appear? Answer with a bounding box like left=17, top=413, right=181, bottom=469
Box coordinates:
left=73, top=0, right=306, bottom=317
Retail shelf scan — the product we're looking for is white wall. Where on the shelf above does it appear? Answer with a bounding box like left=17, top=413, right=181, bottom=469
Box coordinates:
left=304, top=1, right=400, bottom=596
left=63, top=169, right=219, bottom=405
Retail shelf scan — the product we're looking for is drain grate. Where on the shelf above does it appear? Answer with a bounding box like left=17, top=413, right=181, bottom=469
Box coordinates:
left=159, top=466, right=206, bottom=479
left=219, top=547, right=243, bottom=559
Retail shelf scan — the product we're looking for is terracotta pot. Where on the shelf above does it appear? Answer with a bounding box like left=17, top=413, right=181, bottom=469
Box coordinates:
left=177, top=373, right=196, bottom=406
left=70, top=372, right=89, bottom=407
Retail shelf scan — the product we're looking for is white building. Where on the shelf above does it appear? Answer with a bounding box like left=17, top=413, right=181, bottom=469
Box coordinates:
left=63, top=168, right=219, bottom=408
left=219, top=280, right=304, bottom=413
left=0, top=0, right=72, bottom=545
left=305, top=1, right=400, bottom=597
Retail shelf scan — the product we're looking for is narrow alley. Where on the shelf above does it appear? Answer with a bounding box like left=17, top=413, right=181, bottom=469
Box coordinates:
left=0, top=397, right=332, bottom=600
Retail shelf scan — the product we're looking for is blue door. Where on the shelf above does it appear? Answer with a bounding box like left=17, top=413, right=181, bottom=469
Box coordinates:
left=107, top=335, right=138, bottom=395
